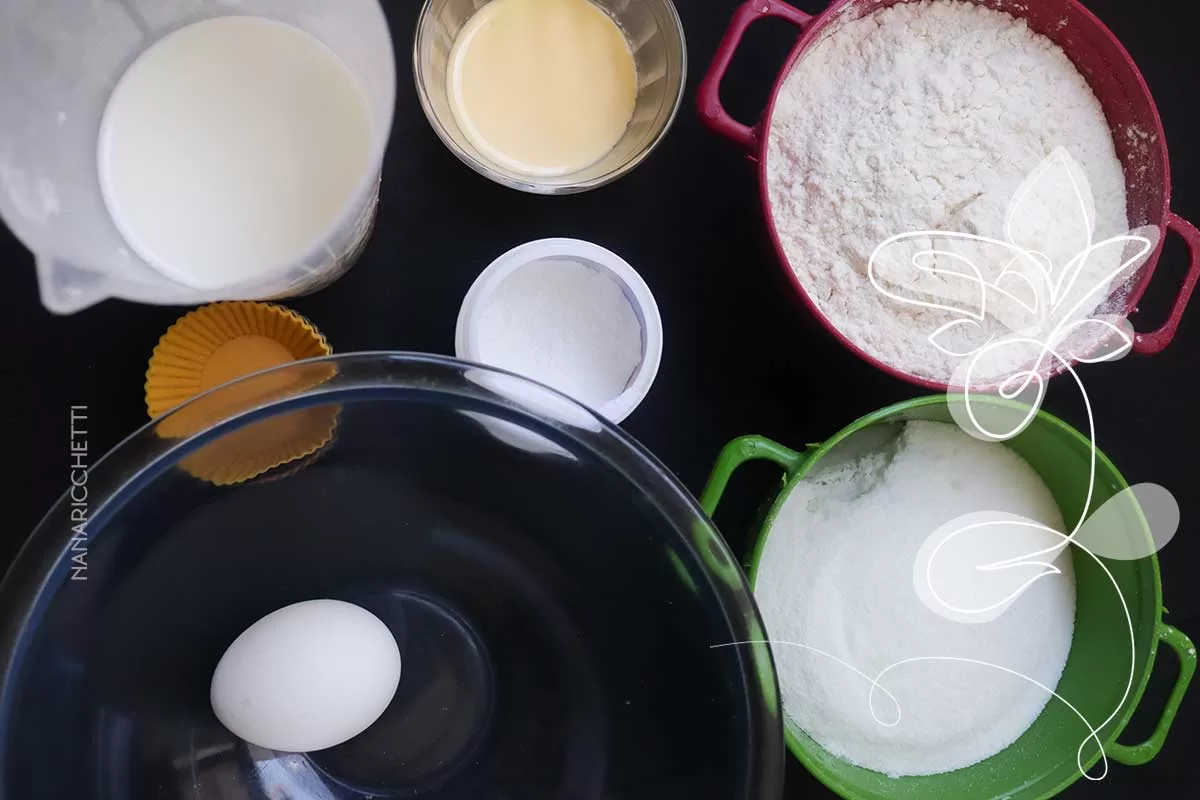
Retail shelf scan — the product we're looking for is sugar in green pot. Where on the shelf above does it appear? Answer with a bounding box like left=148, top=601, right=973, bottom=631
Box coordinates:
left=702, top=395, right=1195, bottom=800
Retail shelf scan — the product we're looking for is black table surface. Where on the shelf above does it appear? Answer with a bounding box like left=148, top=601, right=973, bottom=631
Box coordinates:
left=2, top=0, right=1197, bottom=796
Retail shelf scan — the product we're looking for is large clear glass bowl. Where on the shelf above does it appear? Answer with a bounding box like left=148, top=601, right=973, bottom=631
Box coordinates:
left=0, top=353, right=782, bottom=799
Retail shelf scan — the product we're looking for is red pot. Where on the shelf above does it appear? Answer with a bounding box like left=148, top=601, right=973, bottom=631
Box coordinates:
left=698, top=0, right=1200, bottom=390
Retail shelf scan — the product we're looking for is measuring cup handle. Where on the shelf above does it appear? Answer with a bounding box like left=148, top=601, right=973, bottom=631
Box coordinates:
left=696, top=0, right=815, bottom=152
left=1133, top=213, right=1200, bottom=354
left=1107, top=623, right=1196, bottom=766
left=699, top=435, right=811, bottom=518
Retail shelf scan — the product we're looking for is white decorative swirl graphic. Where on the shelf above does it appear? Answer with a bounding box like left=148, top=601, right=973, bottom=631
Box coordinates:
left=875, top=148, right=1176, bottom=780
left=725, top=149, right=1179, bottom=783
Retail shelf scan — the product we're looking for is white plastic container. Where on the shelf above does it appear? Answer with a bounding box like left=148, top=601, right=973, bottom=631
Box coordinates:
left=0, top=0, right=395, bottom=314
left=457, top=238, right=663, bottom=424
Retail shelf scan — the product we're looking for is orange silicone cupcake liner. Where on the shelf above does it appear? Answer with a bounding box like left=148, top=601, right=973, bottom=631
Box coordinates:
left=144, top=301, right=337, bottom=485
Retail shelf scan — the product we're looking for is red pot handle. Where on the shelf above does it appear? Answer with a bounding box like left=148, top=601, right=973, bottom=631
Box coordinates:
left=697, top=0, right=814, bottom=152
left=1133, top=212, right=1200, bottom=354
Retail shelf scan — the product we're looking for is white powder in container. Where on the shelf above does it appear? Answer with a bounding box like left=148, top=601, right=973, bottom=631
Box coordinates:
left=473, top=258, right=643, bottom=409
left=765, top=0, right=1130, bottom=383
left=754, top=421, right=1076, bottom=777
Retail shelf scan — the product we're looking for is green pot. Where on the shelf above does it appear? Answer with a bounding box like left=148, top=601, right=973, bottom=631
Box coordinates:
left=700, top=395, right=1195, bottom=800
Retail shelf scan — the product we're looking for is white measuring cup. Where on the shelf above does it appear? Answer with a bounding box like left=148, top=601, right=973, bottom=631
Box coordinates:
left=0, top=0, right=395, bottom=314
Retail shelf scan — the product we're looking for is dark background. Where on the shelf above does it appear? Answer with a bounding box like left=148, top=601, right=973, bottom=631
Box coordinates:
left=1, top=0, right=1196, bottom=796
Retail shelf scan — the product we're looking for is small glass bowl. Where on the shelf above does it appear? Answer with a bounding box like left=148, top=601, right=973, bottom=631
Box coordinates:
left=413, top=0, right=687, bottom=194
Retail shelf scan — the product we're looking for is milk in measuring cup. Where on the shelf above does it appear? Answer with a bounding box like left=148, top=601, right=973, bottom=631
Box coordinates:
left=97, top=16, right=373, bottom=289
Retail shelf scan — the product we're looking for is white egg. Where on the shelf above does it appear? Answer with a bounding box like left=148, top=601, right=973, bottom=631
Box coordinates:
left=210, top=599, right=401, bottom=752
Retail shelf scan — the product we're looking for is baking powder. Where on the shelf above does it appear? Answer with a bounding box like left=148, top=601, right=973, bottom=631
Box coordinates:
left=474, top=258, right=643, bottom=409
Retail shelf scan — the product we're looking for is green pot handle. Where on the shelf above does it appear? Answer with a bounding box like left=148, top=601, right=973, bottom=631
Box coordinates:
left=1107, top=623, right=1196, bottom=766
left=700, top=435, right=812, bottom=517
